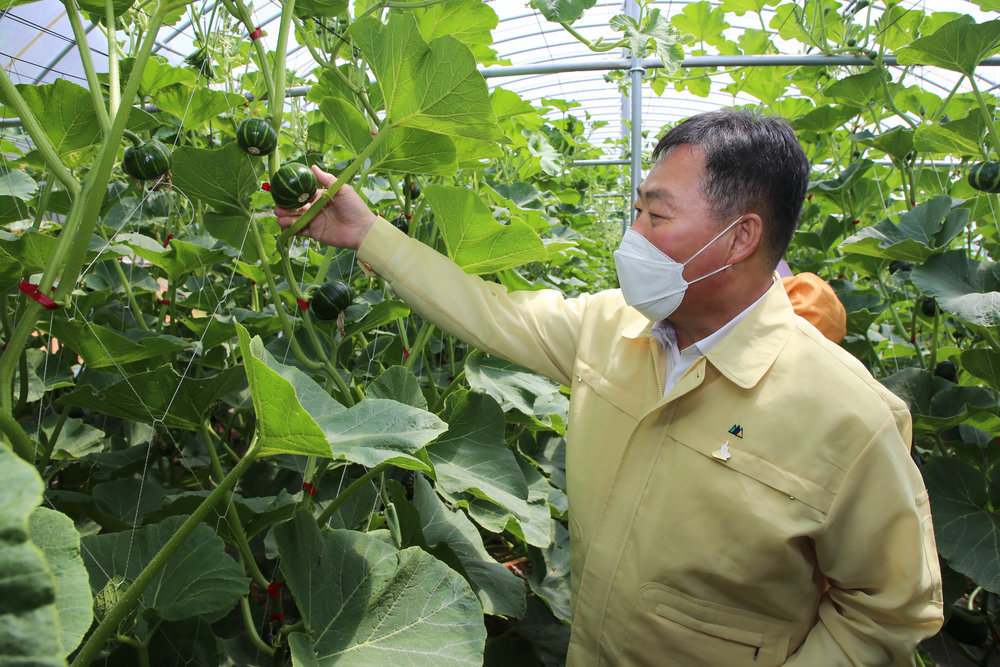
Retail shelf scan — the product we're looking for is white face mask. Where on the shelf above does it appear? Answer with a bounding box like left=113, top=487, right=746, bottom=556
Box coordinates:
left=613, top=215, right=743, bottom=322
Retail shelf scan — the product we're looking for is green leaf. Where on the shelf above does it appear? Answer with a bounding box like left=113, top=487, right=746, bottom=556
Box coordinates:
left=860, top=126, right=915, bottom=162
left=294, top=0, right=347, bottom=18
left=412, top=475, right=526, bottom=618
left=0, top=79, right=102, bottom=158
left=274, top=510, right=486, bottom=664
left=81, top=516, right=249, bottom=623
left=133, top=56, right=197, bottom=96
left=348, top=14, right=504, bottom=141
left=367, top=366, right=427, bottom=409
left=417, top=0, right=500, bottom=64
left=427, top=391, right=530, bottom=515
left=840, top=196, right=968, bottom=262
left=822, top=70, right=891, bottom=107
left=27, top=508, right=94, bottom=654
left=44, top=317, right=190, bottom=369
left=896, top=16, right=1000, bottom=76
left=910, top=251, right=1000, bottom=326
left=424, top=185, right=548, bottom=274
left=203, top=211, right=266, bottom=262
left=671, top=1, right=729, bottom=47
left=343, top=299, right=411, bottom=338
left=58, top=365, right=245, bottom=430
left=529, top=0, right=596, bottom=23
left=526, top=520, right=571, bottom=623
left=171, top=142, right=263, bottom=214
left=0, top=169, right=37, bottom=200
left=923, top=457, right=1000, bottom=592
left=120, top=232, right=231, bottom=281
left=791, top=105, right=861, bottom=133
left=0, top=446, right=62, bottom=665
left=960, top=349, right=1000, bottom=392
left=914, top=123, right=985, bottom=157
left=464, top=351, right=563, bottom=418
left=236, top=323, right=444, bottom=466
left=41, top=413, right=106, bottom=460
left=318, top=98, right=458, bottom=175
left=151, top=84, right=247, bottom=130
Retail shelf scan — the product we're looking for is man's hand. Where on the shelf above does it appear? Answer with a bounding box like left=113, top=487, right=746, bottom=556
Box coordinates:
left=274, top=165, right=377, bottom=251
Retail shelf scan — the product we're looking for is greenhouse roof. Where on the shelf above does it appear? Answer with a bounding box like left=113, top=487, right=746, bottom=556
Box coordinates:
left=2, top=0, right=1000, bottom=159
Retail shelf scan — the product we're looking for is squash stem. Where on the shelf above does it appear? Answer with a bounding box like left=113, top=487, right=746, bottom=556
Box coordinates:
left=316, top=461, right=390, bottom=526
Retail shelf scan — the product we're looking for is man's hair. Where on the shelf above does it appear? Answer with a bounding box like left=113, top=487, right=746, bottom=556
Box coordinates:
left=652, top=109, right=810, bottom=268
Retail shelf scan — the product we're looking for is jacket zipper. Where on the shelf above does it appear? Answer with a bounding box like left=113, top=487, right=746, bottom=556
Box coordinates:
left=649, top=345, right=663, bottom=395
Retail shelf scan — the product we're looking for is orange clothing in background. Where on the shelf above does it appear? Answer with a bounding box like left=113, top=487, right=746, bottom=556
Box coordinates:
left=783, top=272, right=847, bottom=344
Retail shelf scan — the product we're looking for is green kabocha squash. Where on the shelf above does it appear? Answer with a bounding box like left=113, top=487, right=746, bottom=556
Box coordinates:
left=122, top=139, right=171, bottom=181
left=270, top=163, right=318, bottom=209
left=968, top=161, right=1000, bottom=193
left=310, top=280, right=353, bottom=320
left=236, top=118, right=278, bottom=156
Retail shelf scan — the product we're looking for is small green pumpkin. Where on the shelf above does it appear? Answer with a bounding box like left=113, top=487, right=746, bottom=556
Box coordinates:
left=270, top=163, right=318, bottom=209
left=122, top=139, right=171, bottom=181
left=968, top=161, right=1000, bottom=193
left=310, top=280, right=353, bottom=320
left=236, top=118, right=278, bottom=156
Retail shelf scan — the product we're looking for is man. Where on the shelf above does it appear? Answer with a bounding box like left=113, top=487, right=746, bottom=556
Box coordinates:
left=277, top=109, right=942, bottom=665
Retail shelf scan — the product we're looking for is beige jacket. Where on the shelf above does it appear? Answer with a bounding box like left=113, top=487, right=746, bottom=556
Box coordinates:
left=358, top=217, right=943, bottom=666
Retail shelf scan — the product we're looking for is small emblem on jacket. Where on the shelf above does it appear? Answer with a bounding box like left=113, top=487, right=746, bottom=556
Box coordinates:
left=712, top=442, right=732, bottom=461
left=728, top=424, right=744, bottom=438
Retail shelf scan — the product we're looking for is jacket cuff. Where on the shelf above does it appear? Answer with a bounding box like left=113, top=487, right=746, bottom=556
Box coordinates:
left=356, top=216, right=409, bottom=277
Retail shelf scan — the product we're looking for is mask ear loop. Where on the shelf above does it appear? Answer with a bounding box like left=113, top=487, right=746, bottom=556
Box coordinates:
left=681, top=214, right=745, bottom=276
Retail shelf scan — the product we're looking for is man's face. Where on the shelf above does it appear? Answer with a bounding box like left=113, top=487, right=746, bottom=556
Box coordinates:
left=630, top=144, right=736, bottom=312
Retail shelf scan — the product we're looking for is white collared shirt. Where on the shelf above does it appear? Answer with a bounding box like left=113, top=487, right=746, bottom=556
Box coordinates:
left=651, top=283, right=774, bottom=395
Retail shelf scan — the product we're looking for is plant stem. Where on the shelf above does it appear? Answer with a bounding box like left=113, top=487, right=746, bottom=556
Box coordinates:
left=268, top=0, right=296, bottom=173
left=70, top=437, right=263, bottom=667
left=106, top=0, right=120, bottom=118
left=239, top=595, right=275, bottom=657
left=63, top=0, right=111, bottom=134
left=403, top=321, right=433, bottom=372
left=316, top=462, right=390, bottom=526
left=969, top=75, right=1000, bottom=160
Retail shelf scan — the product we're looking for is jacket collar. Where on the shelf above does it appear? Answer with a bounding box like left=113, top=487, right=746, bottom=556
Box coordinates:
left=621, top=278, right=796, bottom=389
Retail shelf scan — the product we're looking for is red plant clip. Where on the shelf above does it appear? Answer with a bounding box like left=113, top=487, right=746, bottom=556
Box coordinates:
left=266, top=581, right=283, bottom=598
left=261, top=182, right=271, bottom=191
left=402, top=347, right=409, bottom=359
left=163, top=233, right=173, bottom=248
left=158, top=298, right=171, bottom=306
left=269, top=612, right=285, bottom=622
left=302, top=482, right=317, bottom=497
left=296, top=297, right=309, bottom=310
left=249, top=27, right=263, bottom=40
left=18, top=280, right=58, bottom=310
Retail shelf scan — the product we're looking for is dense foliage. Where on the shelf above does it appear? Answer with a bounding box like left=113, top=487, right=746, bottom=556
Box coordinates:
left=1, top=0, right=999, bottom=664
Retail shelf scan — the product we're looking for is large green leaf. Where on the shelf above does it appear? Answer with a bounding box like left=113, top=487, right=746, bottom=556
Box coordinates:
left=417, top=0, right=500, bottom=63
left=27, top=508, right=94, bottom=654
left=348, top=14, right=504, bottom=141
left=530, top=0, right=595, bottom=22
left=0, top=229, right=61, bottom=290
left=45, top=317, right=190, bottom=369
left=236, top=323, right=444, bottom=466
left=923, top=457, right=1000, bottom=592
left=960, top=349, right=1000, bottom=392
left=0, top=169, right=37, bottom=200
left=896, top=16, right=1000, bottom=76
left=424, top=185, right=548, bottom=274
left=58, top=365, right=246, bottom=430
left=0, top=446, right=62, bottom=665
left=910, top=251, right=1000, bottom=326
left=81, top=516, right=249, bottom=624
left=274, top=510, right=486, bottom=665
left=412, top=475, right=526, bottom=618
left=914, top=120, right=986, bottom=157
left=119, top=232, right=232, bottom=280
left=151, top=84, right=247, bottom=129
left=171, top=142, right=264, bottom=215
left=318, top=98, right=458, bottom=175
left=526, top=520, right=571, bottom=623
left=427, top=391, right=530, bottom=515
left=0, top=79, right=102, bottom=158
left=464, top=351, right=564, bottom=418
left=839, top=196, right=968, bottom=262
left=879, top=367, right=995, bottom=435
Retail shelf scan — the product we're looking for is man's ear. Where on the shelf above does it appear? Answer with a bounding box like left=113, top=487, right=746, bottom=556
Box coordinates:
left=727, top=213, right=763, bottom=265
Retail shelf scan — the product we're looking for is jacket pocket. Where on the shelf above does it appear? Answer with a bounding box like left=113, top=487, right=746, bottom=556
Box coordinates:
left=623, top=583, right=792, bottom=666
